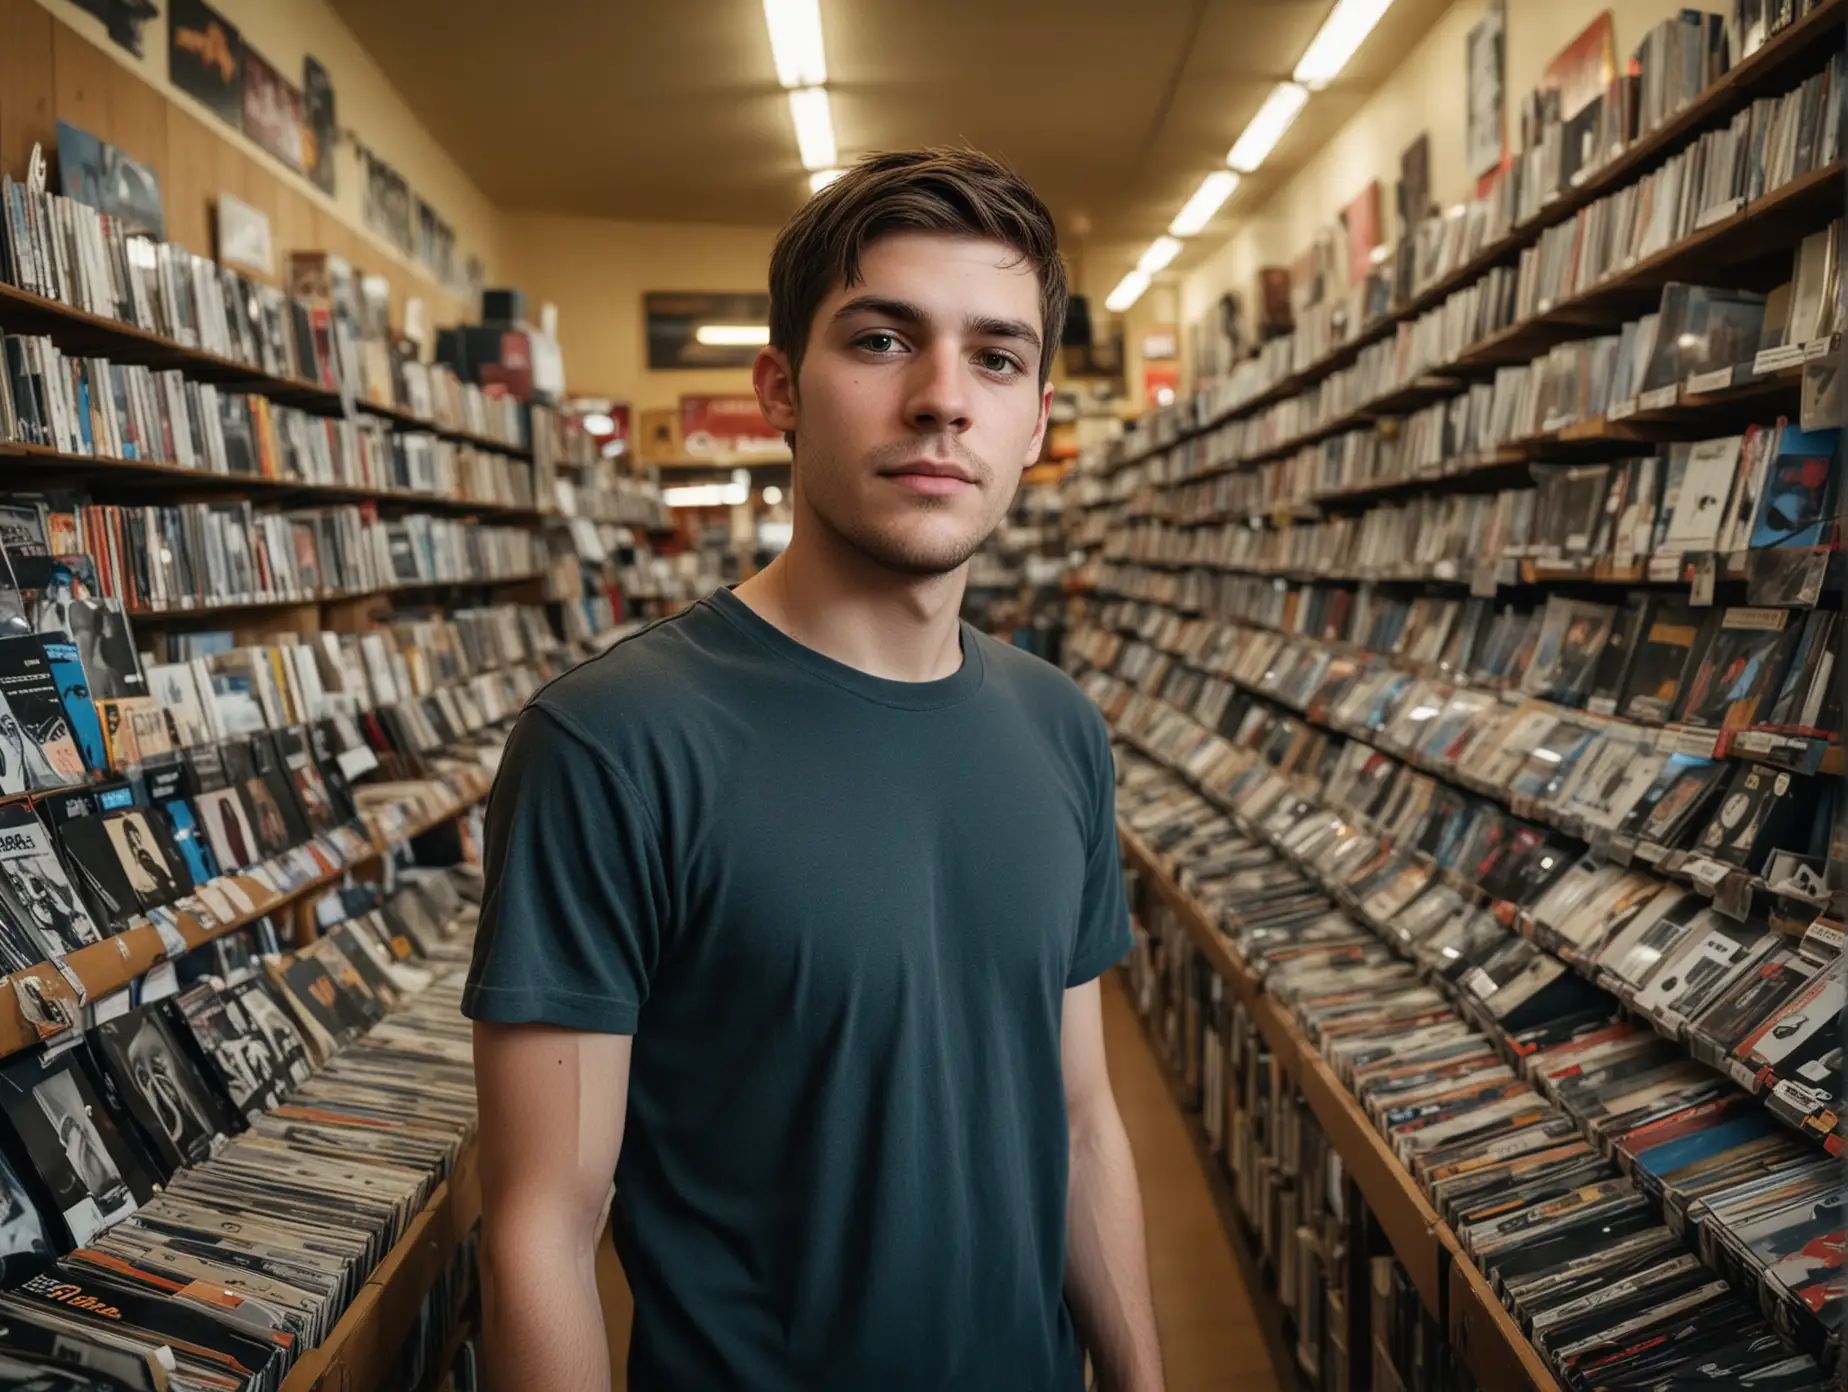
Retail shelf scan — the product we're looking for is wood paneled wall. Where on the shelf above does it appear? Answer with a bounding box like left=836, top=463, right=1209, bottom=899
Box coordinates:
left=0, top=0, right=470, bottom=334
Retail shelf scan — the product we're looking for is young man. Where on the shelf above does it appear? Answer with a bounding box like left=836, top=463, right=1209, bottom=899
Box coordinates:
left=465, top=148, right=1163, bottom=1392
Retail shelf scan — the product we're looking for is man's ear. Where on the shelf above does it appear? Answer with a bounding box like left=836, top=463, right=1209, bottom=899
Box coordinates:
left=1023, top=382, right=1054, bottom=467
left=754, top=346, right=799, bottom=434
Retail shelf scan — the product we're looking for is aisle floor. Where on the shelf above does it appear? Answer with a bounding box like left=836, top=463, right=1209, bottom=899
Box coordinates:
left=593, top=973, right=1283, bottom=1390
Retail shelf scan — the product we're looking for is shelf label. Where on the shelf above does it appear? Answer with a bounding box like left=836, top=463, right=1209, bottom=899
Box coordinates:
left=1804, top=335, right=1837, bottom=362
left=90, top=989, right=132, bottom=1026
left=1680, top=855, right=1732, bottom=889
left=1607, top=396, right=1639, bottom=420
left=140, top=962, right=180, bottom=1004
left=1754, top=344, right=1808, bottom=374
left=1639, top=384, right=1681, bottom=411
left=1645, top=553, right=1685, bottom=582
left=1659, top=725, right=1722, bottom=759
left=1684, top=367, right=1737, bottom=396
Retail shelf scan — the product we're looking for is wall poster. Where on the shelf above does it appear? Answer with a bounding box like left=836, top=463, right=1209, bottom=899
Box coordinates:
left=1465, top=0, right=1505, bottom=181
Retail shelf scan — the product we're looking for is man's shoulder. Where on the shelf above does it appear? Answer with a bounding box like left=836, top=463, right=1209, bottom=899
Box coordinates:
left=527, top=596, right=737, bottom=741
left=969, top=628, right=1111, bottom=750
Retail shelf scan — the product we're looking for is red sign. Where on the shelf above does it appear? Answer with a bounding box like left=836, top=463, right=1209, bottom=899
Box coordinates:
left=680, top=395, right=785, bottom=457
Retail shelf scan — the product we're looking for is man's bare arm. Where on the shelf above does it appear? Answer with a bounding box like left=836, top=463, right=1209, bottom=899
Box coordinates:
left=1062, top=979, right=1164, bottom=1392
left=475, top=1021, right=630, bottom=1392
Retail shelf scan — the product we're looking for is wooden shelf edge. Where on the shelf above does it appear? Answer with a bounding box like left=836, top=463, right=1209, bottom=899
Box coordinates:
left=127, top=573, right=544, bottom=623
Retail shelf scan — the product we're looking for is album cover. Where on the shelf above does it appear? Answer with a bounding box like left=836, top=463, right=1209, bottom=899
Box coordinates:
left=239, top=775, right=292, bottom=859
left=144, top=663, right=216, bottom=749
left=171, top=982, right=286, bottom=1121
left=0, top=636, right=85, bottom=789
left=50, top=811, right=141, bottom=933
left=1620, top=606, right=1710, bottom=724
left=0, top=1148, right=50, bottom=1289
left=167, top=0, right=243, bottom=130
left=0, top=801, right=102, bottom=958
left=1687, top=948, right=1814, bottom=1063
left=0, top=1051, right=145, bottom=1246
left=228, top=980, right=311, bottom=1093
left=1631, top=920, right=1773, bottom=1034
left=247, top=733, right=312, bottom=847
left=1631, top=756, right=1731, bottom=848
left=40, top=636, right=105, bottom=775
left=1673, top=607, right=1799, bottom=729
left=194, top=785, right=259, bottom=873
left=102, top=810, right=186, bottom=910
left=1585, top=598, right=1653, bottom=715
left=1523, top=598, right=1619, bottom=705
left=90, top=1004, right=229, bottom=1178
left=1692, top=763, right=1798, bottom=870
left=1749, top=424, right=1841, bottom=549
left=67, top=599, right=145, bottom=706
left=1659, top=435, right=1744, bottom=554
left=1761, top=609, right=1838, bottom=733
left=154, top=795, right=219, bottom=887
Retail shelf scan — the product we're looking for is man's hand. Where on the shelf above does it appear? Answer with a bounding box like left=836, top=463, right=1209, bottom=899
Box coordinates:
left=1062, top=980, right=1165, bottom=1392
left=475, top=1021, right=631, bottom=1392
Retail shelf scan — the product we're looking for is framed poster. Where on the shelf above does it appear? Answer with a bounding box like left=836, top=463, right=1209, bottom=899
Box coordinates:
left=362, top=153, right=414, bottom=257
left=168, top=0, right=242, bottom=130
left=1466, top=0, right=1506, bottom=180
left=241, top=46, right=304, bottom=171
left=303, top=56, right=337, bottom=195
left=646, top=292, right=771, bottom=369
left=1541, top=11, right=1615, bottom=122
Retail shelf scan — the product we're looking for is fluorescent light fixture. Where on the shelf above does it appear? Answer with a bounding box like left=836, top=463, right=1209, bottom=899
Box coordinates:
left=788, top=87, right=837, bottom=171
left=695, top=323, right=771, bottom=346
left=1105, top=269, right=1151, bottom=314
left=1137, top=236, right=1183, bottom=275
left=762, top=485, right=784, bottom=505
left=664, top=482, right=752, bottom=508
left=1226, top=82, right=1308, bottom=173
left=808, top=167, right=846, bottom=193
left=1293, top=0, right=1396, bottom=89
left=1169, top=170, right=1240, bottom=236
left=762, top=0, right=826, bottom=87
left=580, top=412, right=615, bottom=435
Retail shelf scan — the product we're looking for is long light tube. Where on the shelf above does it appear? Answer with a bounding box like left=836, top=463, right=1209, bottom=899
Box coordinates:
left=1226, top=82, right=1309, bottom=173
left=808, top=167, right=846, bottom=193
left=1137, top=236, right=1183, bottom=275
left=762, top=0, right=827, bottom=87
left=1169, top=170, right=1240, bottom=236
left=788, top=87, right=837, bottom=170
left=1105, top=269, right=1151, bottom=314
left=1294, top=0, right=1396, bottom=89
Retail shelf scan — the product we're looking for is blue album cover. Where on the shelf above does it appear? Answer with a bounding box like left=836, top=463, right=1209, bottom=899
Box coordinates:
left=40, top=636, right=105, bottom=774
left=1750, top=425, right=1841, bottom=549
left=158, top=798, right=219, bottom=886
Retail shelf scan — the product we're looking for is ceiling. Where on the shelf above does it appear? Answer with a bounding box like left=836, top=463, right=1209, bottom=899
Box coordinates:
left=331, top=0, right=1454, bottom=284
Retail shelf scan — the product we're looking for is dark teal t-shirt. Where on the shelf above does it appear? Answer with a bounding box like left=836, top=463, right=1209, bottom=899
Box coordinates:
left=462, top=587, right=1132, bottom=1390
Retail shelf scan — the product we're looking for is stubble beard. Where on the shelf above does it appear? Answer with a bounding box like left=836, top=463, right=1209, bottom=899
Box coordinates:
left=800, top=438, right=1010, bottom=579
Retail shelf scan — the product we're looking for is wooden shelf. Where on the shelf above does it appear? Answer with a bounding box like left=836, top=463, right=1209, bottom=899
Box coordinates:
left=126, top=573, right=544, bottom=624
left=1103, top=0, right=1844, bottom=477
left=0, top=282, right=532, bottom=462
left=0, top=783, right=490, bottom=1061
left=0, top=442, right=549, bottom=521
left=1119, top=829, right=1558, bottom=1392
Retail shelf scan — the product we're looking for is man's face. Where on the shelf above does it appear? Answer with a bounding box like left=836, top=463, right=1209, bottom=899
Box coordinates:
left=756, top=231, right=1052, bottom=577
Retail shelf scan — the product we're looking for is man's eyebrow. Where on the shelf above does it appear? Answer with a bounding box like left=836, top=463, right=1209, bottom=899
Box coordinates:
left=968, top=315, right=1041, bottom=352
left=832, top=295, right=926, bottom=325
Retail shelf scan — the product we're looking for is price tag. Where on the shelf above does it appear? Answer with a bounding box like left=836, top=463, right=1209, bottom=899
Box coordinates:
left=90, top=989, right=132, bottom=1025
left=1639, top=384, right=1681, bottom=411
left=1801, top=921, right=1844, bottom=960
left=1463, top=966, right=1499, bottom=1000
left=1685, top=367, right=1736, bottom=396
left=140, top=961, right=179, bottom=1003
left=1607, top=397, right=1639, bottom=420
left=1726, top=1058, right=1762, bottom=1091
left=1754, top=344, right=1808, bottom=374
left=1691, top=552, right=1717, bottom=606
left=1804, top=336, right=1835, bottom=362
left=1681, top=855, right=1733, bottom=889
left=1646, top=554, right=1684, bottom=582
left=1660, top=725, right=1722, bottom=759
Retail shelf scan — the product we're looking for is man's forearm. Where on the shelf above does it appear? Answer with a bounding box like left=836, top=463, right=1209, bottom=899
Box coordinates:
left=1065, top=1103, right=1164, bottom=1392
left=481, top=1231, right=611, bottom=1392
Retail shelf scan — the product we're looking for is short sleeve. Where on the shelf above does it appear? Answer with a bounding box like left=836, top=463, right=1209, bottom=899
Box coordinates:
left=462, top=703, right=670, bottom=1033
left=1067, top=719, right=1133, bottom=988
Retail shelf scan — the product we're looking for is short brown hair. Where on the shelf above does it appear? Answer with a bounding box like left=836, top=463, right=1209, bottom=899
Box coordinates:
left=768, top=148, right=1068, bottom=387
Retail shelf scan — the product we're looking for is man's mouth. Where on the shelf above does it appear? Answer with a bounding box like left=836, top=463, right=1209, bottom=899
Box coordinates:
left=879, top=459, right=977, bottom=496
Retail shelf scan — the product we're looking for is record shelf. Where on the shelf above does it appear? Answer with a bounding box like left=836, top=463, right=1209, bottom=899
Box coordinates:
left=1071, top=0, right=1842, bottom=1384
left=1121, top=826, right=1559, bottom=1392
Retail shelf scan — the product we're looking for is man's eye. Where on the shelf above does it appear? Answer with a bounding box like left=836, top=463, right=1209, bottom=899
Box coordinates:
left=978, top=351, right=1021, bottom=375
left=856, top=332, right=900, bottom=353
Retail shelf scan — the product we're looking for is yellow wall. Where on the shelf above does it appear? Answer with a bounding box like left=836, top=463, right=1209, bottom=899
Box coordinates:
left=496, top=212, right=783, bottom=411
left=33, top=0, right=501, bottom=304
left=1181, top=0, right=1692, bottom=332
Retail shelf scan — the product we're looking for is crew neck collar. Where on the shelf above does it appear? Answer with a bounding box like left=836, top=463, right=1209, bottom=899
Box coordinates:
left=704, top=585, right=986, bottom=711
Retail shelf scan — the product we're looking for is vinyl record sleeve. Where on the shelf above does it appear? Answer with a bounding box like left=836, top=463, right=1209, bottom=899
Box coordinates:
left=0, top=1051, right=146, bottom=1246
left=0, top=799, right=101, bottom=956
left=90, top=1004, right=229, bottom=1177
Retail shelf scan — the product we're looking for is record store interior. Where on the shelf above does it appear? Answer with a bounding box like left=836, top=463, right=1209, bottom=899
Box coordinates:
left=0, top=0, right=1837, bottom=1388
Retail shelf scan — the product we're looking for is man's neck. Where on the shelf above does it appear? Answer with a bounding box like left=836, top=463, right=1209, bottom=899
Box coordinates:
left=732, top=516, right=968, bottom=684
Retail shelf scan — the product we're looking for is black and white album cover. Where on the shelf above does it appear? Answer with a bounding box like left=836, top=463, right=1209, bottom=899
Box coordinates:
left=101, top=810, right=184, bottom=910
left=0, top=1146, right=50, bottom=1287
left=172, top=982, right=285, bottom=1120
left=0, top=801, right=101, bottom=957
left=195, top=786, right=259, bottom=873
left=0, top=635, right=85, bottom=789
left=230, top=980, right=311, bottom=1092
left=0, top=1052, right=143, bottom=1246
left=92, top=1004, right=228, bottom=1177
